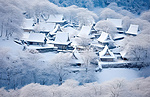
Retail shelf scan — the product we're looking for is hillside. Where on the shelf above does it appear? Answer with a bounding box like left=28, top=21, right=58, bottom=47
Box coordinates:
left=49, top=0, right=150, bottom=14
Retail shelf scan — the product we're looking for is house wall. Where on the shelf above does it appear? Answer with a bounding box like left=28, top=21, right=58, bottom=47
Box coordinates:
left=28, top=42, right=44, bottom=46
left=54, top=44, right=68, bottom=50
left=23, top=29, right=33, bottom=32
left=100, top=58, right=114, bottom=62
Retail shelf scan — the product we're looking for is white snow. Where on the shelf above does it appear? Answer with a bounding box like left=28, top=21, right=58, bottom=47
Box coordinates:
left=96, top=68, right=140, bottom=83
left=126, top=24, right=139, bottom=35
left=72, top=49, right=84, bottom=64
left=27, top=44, right=55, bottom=49
left=51, top=32, right=71, bottom=45
left=50, top=24, right=61, bottom=35
left=113, top=34, right=126, bottom=40
left=99, top=45, right=115, bottom=59
left=39, top=22, right=55, bottom=32
left=107, top=18, right=123, bottom=28
left=77, top=26, right=91, bottom=38
left=27, top=33, right=46, bottom=43
left=62, top=27, right=79, bottom=38
left=46, top=14, right=65, bottom=23
left=22, top=18, right=34, bottom=30
left=97, top=31, right=113, bottom=43
left=21, top=32, right=30, bottom=40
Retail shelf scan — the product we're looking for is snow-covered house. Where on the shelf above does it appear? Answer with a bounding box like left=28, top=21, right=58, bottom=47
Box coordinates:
left=22, top=33, right=56, bottom=52
left=50, top=32, right=72, bottom=50
left=77, top=26, right=92, bottom=38
left=125, top=24, right=140, bottom=36
left=22, top=18, right=35, bottom=32
left=107, top=18, right=124, bottom=33
left=39, top=22, right=55, bottom=33
left=26, top=33, right=47, bottom=45
left=97, top=32, right=114, bottom=46
left=71, top=49, right=84, bottom=66
left=99, top=45, right=115, bottom=62
left=46, top=14, right=67, bottom=26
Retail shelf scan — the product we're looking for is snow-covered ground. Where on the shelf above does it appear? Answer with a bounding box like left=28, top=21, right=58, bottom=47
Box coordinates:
left=0, top=38, right=150, bottom=90
left=96, top=68, right=140, bottom=83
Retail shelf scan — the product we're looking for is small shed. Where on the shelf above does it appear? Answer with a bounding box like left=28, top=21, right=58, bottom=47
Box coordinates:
left=99, top=45, right=115, bottom=62
left=125, top=24, right=140, bottom=36
left=97, top=31, right=113, bottom=45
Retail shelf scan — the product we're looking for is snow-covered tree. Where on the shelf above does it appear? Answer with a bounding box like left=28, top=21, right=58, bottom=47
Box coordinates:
left=99, top=8, right=123, bottom=20
left=81, top=50, right=97, bottom=72
left=0, top=0, right=24, bottom=39
left=62, top=5, right=98, bottom=26
left=121, top=34, right=150, bottom=65
left=75, top=37, right=92, bottom=49
left=140, top=10, right=150, bottom=22
left=50, top=53, right=71, bottom=85
left=1, top=77, right=150, bottom=97
left=95, top=20, right=117, bottom=38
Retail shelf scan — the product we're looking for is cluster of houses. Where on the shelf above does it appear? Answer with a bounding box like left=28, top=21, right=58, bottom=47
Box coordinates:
left=19, top=14, right=140, bottom=68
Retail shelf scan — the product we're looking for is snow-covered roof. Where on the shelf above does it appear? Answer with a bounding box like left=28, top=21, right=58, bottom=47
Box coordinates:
left=113, top=34, right=126, bottom=40
left=99, top=45, right=115, bottom=59
left=50, top=24, right=62, bottom=35
left=22, top=18, right=34, bottom=30
left=72, top=49, right=84, bottom=64
left=107, top=18, right=123, bottom=28
left=97, top=32, right=113, bottom=43
left=39, top=22, right=55, bottom=32
left=62, top=27, right=79, bottom=38
left=51, top=32, right=71, bottom=45
left=21, top=32, right=30, bottom=40
left=77, top=26, right=91, bottom=38
left=62, top=24, right=74, bottom=28
left=27, top=33, right=46, bottom=43
left=46, top=14, right=65, bottom=23
left=125, top=24, right=139, bottom=35
left=120, top=50, right=135, bottom=59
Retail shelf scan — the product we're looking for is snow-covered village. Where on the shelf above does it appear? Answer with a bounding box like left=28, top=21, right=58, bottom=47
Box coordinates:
left=0, top=0, right=150, bottom=96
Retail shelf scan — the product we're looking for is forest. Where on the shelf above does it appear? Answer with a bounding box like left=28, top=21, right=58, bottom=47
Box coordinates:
left=0, top=0, right=150, bottom=96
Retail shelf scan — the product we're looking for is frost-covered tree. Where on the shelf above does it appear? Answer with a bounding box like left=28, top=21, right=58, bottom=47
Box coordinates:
left=2, top=77, right=150, bottom=97
left=50, top=53, right=71, bottom=85
left=0, top=0, right=24, bottom=39
left=77, top=12, right=95, bottom=26
left=62, top=5, right=98, bottom=26
left=81, top=50, right=97, bottom=72
left=95, top=20, right=117, bottom=38
left=122, top=16, right=150, bottom=31
left=75, top=37, right=92, bottom=49
left=121, top=34, right=150, bottom=65
left=140, top=10, right=150, bottom=22
left=99, top=8, right=123, bottom=20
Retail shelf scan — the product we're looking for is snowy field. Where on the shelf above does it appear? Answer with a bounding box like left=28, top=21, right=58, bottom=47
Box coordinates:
left=96, top=68, right=140, bottom=83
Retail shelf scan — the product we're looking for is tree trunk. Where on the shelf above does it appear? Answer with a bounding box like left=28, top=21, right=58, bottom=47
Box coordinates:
left=0, top=23, right=3, bottom=37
